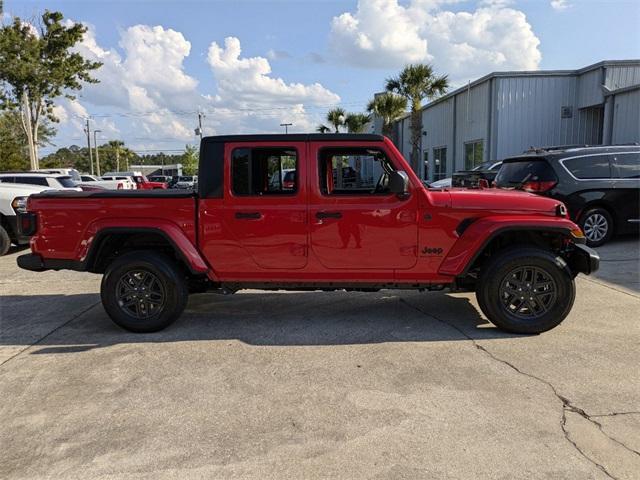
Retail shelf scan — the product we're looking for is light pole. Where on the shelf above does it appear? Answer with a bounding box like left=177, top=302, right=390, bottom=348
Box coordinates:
left=84, top=119, right=94, bottom=175
left=280, top=123, right=292, bottom=134
left=93, top=130, right=102, bottom=176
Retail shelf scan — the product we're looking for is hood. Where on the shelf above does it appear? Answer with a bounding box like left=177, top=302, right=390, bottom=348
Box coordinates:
left=448, top=188, right=562, bottom=215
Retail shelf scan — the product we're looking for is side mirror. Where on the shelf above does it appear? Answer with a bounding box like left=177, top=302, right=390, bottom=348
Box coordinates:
left=389, top=170, right=410, bottom=198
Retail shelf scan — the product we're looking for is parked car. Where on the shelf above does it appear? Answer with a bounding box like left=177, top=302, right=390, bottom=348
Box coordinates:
left=0, top=173, right=82, bottom=191
left=452, top=161, right=503, bottom=187
left=18, top=134, right=598, bottom=335
left=173, top=175, right=198, bottom=190
left=268, top=169, right=296, bottom=191
left=148, top=175, right=173, bottom=184
left=0, top=183, right=50, bottom=255
left=495, top=145, right=640, bottom=246
left=102, top=171, right=168, bottom=190
left=429, top=161, right=502, bottom=189
left=34, top=168, right=82, bottom=183
left=80, top=174, right=135, bottom=190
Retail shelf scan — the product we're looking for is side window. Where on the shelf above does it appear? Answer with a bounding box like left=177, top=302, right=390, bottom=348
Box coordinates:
left=231, top=147, right=297, bottom=195
left=613, top=153, right=640, bottom=179
left=319, top=148, right=396, bottom=195
left=564, top=155, right=612, bottom=179
left=0, top=177, right=15, bottom=183
left=16, top=177, right=48, bottom=186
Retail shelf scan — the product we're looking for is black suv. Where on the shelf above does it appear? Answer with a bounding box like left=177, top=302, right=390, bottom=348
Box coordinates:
left=495, top=145, right=640, bottom=246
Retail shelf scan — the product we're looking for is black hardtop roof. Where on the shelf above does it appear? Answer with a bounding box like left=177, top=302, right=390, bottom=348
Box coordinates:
left=504, top=144, right=640, bottom=162
left=202, top=133, right=385, bottom=144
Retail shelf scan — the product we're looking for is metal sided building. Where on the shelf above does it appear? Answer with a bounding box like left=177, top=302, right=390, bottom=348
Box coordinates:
left=389, top=60, right=640, bottom=182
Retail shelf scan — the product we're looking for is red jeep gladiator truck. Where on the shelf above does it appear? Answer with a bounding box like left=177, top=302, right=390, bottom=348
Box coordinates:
left=17, top=134, right=599, bottom=334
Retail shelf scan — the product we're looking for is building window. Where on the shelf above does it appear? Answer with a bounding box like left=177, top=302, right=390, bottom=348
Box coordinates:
left=433, top=147, right=447, bottom=181
left=464, top=140, right=484, bottom=170
left=232, top=147, right=297, bottom=195
left=423, top=150, right=429, bottom=180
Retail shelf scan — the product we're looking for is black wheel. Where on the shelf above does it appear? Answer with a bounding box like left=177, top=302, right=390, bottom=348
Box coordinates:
left=101, top=251, right=188, bottom=333
left=476, top=247, right=576, bottom=334
left=579, top=207, right=613, bottom=247
left=0, top=224, right=10, bottom=256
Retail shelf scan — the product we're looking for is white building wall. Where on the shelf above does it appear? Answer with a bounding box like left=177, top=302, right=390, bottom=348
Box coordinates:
left=454, top=81, right=491, bottom=169
left=605, top=65, right=640, bottom=90
left=611, top=88, right=640, bottom=144
left=421, top=97, right=455, bottom=179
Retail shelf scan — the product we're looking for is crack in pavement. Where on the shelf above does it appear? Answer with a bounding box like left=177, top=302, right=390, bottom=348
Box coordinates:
left=399, top=298, right=635, bottom=480
left=591, top=412, right=640, bottom=418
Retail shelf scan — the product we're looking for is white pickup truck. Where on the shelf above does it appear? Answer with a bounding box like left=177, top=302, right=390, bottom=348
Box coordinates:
left=80, top=174, right=136, bottom=190
left=0, top=183, right=51, bottom=255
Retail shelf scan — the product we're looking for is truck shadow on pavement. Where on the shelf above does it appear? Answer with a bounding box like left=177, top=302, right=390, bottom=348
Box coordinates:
left=0, top=290, right=525, bottom=357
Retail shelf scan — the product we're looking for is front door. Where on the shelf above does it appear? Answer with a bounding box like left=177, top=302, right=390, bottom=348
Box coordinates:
left=308, top=143, right=418, bottom=270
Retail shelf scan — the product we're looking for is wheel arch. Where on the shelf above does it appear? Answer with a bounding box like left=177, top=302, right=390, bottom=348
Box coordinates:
left=85, top=226, right=209, bottom=276
left=439, top=216, right=583, bottom=278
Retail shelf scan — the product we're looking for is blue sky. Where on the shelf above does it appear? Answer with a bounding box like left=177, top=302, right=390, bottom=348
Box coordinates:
left=4, top=0, right=640, bottom=154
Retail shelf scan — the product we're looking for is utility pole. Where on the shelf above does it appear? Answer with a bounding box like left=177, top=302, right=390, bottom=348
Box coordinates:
left=195, top=112, right=204, bottom=140
left=84, top=118, right=94, bottom=175
left=22, top=92, right=38, bottom=170
left=280, top=122, right=292, bottom=134
left=93, top=130, right=102, bottom=176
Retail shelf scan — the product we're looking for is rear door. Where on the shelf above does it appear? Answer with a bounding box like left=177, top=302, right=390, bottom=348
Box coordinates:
left=308, top=142, right=418, bottom=270
left=199, top=141, right=308, bottom=275
left=612, top=152, right=640, bottom=230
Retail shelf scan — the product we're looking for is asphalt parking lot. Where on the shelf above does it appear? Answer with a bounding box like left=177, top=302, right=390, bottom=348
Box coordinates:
left=1, top=238, right=639, bottom=479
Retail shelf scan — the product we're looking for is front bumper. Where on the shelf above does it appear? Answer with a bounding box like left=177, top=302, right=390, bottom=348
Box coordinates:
left=567, top=243, right=600, bottom=275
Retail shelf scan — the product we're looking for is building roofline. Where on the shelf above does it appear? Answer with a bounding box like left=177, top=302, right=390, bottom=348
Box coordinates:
left=395, top=59, right=640, bottom=120
left=602, top=83, right=640, bottom=96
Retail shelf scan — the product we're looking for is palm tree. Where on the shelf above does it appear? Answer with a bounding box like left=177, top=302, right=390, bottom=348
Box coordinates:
left=386, top=64, right=448, bottom=172
left=367, top=93, right=407, bottom=139
left=344, top=113, right=371, bottom=133
left=326, top=107, right=346, bottom=133
left=316, top=124, right=331, bottom=133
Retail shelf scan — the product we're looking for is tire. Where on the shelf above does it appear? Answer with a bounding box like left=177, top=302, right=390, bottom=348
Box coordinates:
left=101, top=251, right=188, bottom=333
left=0, top=224, right=10, bottom=256
left=579, top=207, right=613, bottom=247
left=475, top=247, right=576, bottom=334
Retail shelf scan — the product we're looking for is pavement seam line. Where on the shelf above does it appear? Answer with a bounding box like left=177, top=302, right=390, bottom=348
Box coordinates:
left=581, top=276, right=640, bottom=299
left=399, top=298, right=620, bottom=479
left=0, top=300, right=101, bottom=369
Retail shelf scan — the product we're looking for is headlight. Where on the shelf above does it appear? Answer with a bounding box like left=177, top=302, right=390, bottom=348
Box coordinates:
left=11, top=196, right=28, bottom=214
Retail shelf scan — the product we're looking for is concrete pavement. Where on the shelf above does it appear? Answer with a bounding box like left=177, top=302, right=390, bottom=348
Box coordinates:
left=1, top=239, right=638, bottom=479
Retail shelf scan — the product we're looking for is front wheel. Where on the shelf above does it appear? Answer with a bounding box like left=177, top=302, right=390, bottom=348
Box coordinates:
left=579, top=207, right=613, bottom=247
left=101, top=251, right=188, bottom=333
left=476, top=247, right=576, bottom=334
left=0, top=224, right=10, bottom=256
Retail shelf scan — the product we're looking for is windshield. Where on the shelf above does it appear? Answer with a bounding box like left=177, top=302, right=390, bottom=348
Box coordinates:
left=495, top=158, right=557, bottom=187
left=472, top=161, right=494, bottom=171
left=58, top=176, right=77, bottom=188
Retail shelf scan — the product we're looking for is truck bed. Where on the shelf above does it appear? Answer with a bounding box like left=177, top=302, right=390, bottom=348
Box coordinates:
left=27, top=189, right=198, bottom=263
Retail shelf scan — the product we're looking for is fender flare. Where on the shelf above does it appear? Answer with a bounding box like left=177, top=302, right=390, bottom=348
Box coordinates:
left=438, top=216, right=583, bottom=277
left=80, top=219, right=209, bottom=275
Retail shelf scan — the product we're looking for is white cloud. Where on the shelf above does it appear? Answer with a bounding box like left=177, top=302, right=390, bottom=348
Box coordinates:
left=206, top=37, right=340, bottom=133
left=50, top=25, right=340, bottom=150
left=550, top=0, right=570, bottom=11
left=329, top=0, right=541, bottom=81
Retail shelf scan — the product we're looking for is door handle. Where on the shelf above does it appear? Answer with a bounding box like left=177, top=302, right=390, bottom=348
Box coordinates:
left=235, top=212, right=262, bottom=220
left=316, top=211, right=342, bottom=220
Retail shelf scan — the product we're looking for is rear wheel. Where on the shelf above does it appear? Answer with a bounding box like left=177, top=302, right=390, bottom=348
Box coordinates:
left=579, top=207, right=613, bottom=247
left=101, top=251, right=188, bottom=332
left=0, top=224, right=10, bottom=256
left=476, top=247, right=575, bottom=334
